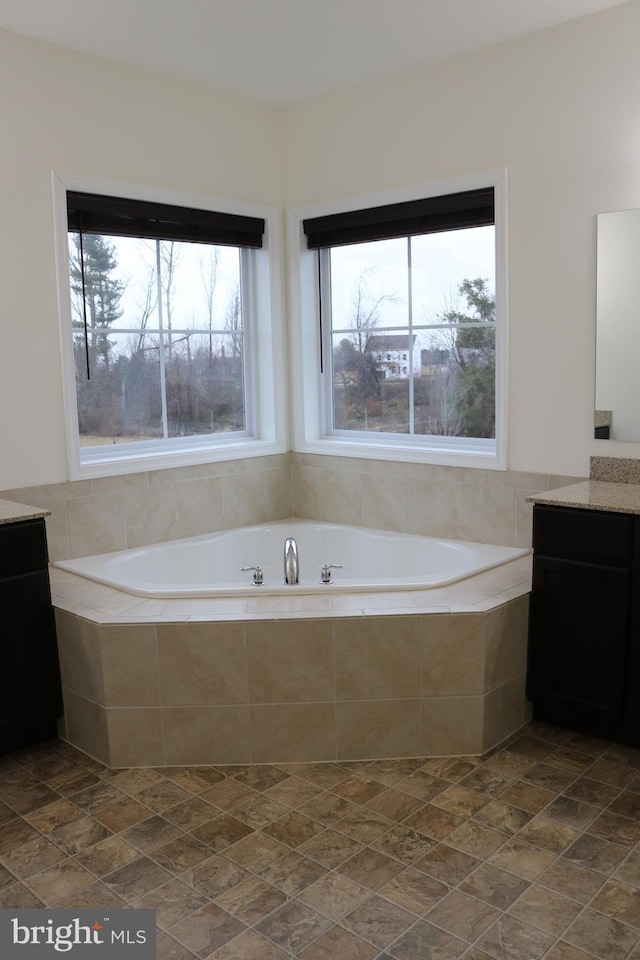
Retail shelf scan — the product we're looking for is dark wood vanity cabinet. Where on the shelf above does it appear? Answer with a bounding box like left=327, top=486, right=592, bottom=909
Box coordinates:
left=528, top=504, right=640, bottom=746
left=0, top=518, right=63, bottom=753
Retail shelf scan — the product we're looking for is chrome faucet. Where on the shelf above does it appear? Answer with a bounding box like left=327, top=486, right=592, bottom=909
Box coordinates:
left=284, top=537, right=299, bottom=584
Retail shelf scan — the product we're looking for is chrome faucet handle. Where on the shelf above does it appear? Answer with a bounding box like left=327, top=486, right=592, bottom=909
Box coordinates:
left=320, top=563, right=343, bottom=583
left=241, top=565, right=264, bottom=585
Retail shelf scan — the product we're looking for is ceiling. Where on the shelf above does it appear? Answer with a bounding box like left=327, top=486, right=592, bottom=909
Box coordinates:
left=0, top=0, right=628, bottom=105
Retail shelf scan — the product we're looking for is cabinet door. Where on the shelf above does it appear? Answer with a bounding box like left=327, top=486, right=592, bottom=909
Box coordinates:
left=624, top=529, right=640, bottom=735
left=0, top=571, right=62, bottom=753
left=528, top=555, right=630, bottom=736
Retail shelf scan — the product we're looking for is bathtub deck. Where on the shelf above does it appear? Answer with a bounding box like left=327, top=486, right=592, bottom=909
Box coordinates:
left=50, top=554, right=531, bottom=623
left=50, top=556, right=533, bottom=769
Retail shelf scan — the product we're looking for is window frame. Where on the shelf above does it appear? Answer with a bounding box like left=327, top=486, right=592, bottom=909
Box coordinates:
left=288, top=171, right=508, bottom=469
left=52, top=173, right=287, bottom=479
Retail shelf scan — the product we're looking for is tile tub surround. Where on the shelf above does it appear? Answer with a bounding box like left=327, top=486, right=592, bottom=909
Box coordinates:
left=0, top=453, right=293, bottom=563
left=50, top=556, right=532, bottom=768
left=0, top=456, right=584, bottom=562
left=290, top=456, right=584, bottom=551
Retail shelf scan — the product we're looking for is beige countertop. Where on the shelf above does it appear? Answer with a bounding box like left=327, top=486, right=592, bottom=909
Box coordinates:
left=0, top=498, right=50, bottom=525
left=527, top=479, right=640, bottom=515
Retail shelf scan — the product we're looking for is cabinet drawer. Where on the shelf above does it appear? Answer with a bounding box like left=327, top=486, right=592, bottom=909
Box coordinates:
left=0, top=518, right=48, bottom=578
left=533, top=505, right=633, bottom=565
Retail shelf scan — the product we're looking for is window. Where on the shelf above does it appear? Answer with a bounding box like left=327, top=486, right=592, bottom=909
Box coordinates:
left=53, top=177, right=285, bottom=477
left=291, top=176, right=506, bottom=468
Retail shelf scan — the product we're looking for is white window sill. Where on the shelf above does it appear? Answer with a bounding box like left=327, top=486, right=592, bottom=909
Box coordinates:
left=296, top=435, right=504, bottom=470
left=71, top=437, right=287, bottom=480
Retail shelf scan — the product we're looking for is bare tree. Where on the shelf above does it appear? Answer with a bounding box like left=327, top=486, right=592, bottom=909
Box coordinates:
left=200, top=247, right=220, bottom=362
left=159, top=240, right=182, bottom=360
left=350, top=267, right=397, bottom=354
left=224, top=284, right=242, bottom=358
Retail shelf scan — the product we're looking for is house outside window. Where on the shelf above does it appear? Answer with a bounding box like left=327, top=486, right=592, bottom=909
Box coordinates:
left=53, top=176, right=285, bottom=478
left=291, top=174, right=506, bottom=467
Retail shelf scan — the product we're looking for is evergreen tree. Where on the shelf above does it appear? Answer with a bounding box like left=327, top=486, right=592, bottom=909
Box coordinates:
left=69, top=233, right=124, bottom=371
left=441, top=278, right=495, bottom=438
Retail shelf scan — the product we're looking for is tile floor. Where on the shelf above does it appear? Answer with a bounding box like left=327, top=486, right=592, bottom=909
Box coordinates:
left=0, top=722, right=639, bottom=959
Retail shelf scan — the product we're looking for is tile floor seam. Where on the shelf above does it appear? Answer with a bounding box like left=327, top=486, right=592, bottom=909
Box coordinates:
left=0, top=723, right=639, bottom=960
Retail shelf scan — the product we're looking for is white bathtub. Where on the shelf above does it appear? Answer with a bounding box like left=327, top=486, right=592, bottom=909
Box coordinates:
left=54, top=519, right=528, bottom=598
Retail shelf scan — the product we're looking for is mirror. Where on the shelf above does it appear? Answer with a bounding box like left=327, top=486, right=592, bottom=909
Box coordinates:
left=595, top=208, right=640, bottom=441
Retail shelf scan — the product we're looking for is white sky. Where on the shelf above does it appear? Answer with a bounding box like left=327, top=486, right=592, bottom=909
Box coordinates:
left=80, top=226, right=494, bottom=357
left=110, top=237, right=241, bottom=332
left=330, top=225, right=495, bottom=350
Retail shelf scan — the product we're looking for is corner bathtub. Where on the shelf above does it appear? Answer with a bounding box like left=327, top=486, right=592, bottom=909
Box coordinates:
left=54, top=519, right=527, bottom=598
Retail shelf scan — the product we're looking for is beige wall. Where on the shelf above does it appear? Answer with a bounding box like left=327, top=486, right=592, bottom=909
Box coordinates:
left=284, top=0, right=640, bottom=477
left=0, top=28, right=283, bottom=490
left=3, top=3, right=640, bottom=495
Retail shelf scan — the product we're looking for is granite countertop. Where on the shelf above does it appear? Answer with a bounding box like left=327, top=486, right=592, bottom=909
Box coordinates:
left=0, top=498, right=50, bottom=525
left=594, top=410, right=612, bottom=428
left=527, top=480, right=640, bottom=515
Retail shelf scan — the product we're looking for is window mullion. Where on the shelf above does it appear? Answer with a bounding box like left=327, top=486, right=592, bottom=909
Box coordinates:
left=407, top=236, right=415, bottom=436
left=155, top=240, right=170, bottom=441
left=319, top=248, right=334, bottom=434
left=239, top=247, right=252, bottom=435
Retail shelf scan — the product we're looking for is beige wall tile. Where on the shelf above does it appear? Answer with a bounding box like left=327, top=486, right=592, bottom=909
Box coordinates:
left=157, top=623, right=247, bottom=705
left=175, top=477, right=224, bottom=539
left=243, top=453, right=290, bottom=474
left=302, top=453, right=348, bottom=472
left=356, top=458, right=389, bottom=475
left=246, top=620, right=333, bottom=703
left=549, top=474, right=586, bottom=488
left=31, top=480, right=94, bottom=503
left=61, top=690, right=110, bottom=765
left=265, top=466, right=292, bottom=521
left=408, top=479, right=459, bottom=539
left=55, top=610, right=105, bottom=704
left=361, top=473, right=407, bottom=532
left=99, top=625, right=160, bottom=707
left=125, top=485, right=177, bottom=548
left=163, top=706, right=250, bottom=764
left=383, top=460, right=433, bottom=480
left=433, top=467, right=488, bottom=485
left=335, top=616, right=422, bottom=700
left=484, top=597, right=529, bottom=690
left=292, top=465, right=322, bottom=519
left=250, top=703, right=335, bottom=762
left=44, top=502, right=70, bottom=562
left=22, top=460, right=552, bottom=576
left=222, top=473, right=267, bottom=527
left=197, top=459, right=245, bottom=478
left=483, top=675, right=527, bottom=752
left=336, top=699, right=422, bottom=760
left=148, top=466, right=200, bottom=485
left=459, top=483, right=515, bottom=546
left=422, top=696, right=484, bottom=756
left=67, top=492, right=127, bottom=558
left=488, top=470, right=549, bottom=490
left=0, top=486, right=35, bottom=504
left=515, top=490, right=536, bottom=549
left=320, top=470, right=362, bottom=526
left=105, top=708, right=165, bottom=767
left=422, top=614, right=486, bottom=696
left=93, top=473, right=149, bottom=494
